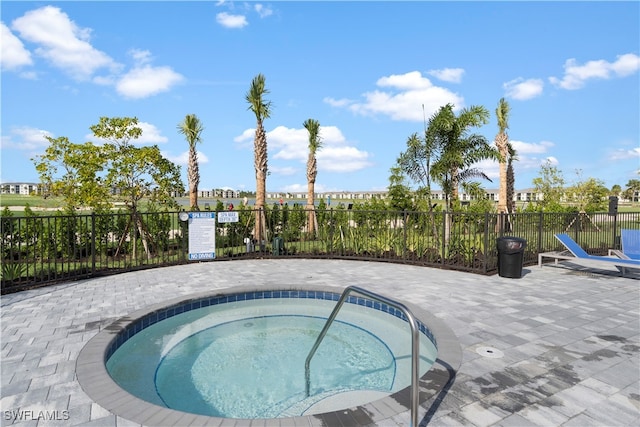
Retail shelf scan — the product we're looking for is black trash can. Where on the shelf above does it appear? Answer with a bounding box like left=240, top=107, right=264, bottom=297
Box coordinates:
left=496, top=237, right=527, bottom=278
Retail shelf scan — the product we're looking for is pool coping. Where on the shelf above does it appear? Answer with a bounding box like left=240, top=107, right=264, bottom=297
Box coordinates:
left=76, top=284, right=462, bottom=427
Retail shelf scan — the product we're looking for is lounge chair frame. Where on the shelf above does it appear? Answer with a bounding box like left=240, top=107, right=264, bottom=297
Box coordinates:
left=538, top=233, right=640, bottom=277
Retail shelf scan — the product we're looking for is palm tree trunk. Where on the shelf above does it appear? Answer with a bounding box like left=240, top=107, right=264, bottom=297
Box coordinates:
left=254, top=122, right=268, bottom=245
left=496, top=133, right=509, bottom=215
left=496, top=133, right=509, bottom=233
left=188, top=145, right=200, bottom=210
left=306, top=181, right=316, bottom=235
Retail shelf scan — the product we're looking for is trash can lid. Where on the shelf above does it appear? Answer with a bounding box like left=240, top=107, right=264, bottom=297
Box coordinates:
left=497, top=236, right=527, bottom=251
left=497, top=236, right=527, bottom=242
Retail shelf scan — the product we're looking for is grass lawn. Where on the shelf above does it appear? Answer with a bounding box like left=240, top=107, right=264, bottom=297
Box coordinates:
left=2, top=194, right=639, bottom=213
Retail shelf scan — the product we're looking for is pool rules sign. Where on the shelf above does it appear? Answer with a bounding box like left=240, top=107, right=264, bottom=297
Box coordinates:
left=184, top=212, right=216, bottom=260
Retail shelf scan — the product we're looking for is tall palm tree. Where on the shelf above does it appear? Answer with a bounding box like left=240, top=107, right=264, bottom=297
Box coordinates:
left=177, top=114, right=204, bottom=211
left=506, top=143, right=518, bottom=215
left=245, top=74, right=272, bottom=244
left=303, top=118, right=322, bottom=234
left=495, top=98, right=511, bottom=216
left=429, top=104, right=495, bottom=211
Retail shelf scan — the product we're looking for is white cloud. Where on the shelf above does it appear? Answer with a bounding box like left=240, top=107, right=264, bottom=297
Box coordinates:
left=8, top=7, right=182, bottom=99
left=11, top=6, right=119, bottom=81
left=482, top=140, right=557, bottom=176
left=233, top=128, right=256, bottom=146
left=510, top=140, right=554, bottom=154
left=280, top=183, right=336, bottom=193
left=267, top=125, right=348, bottom=162
left=427, top=68, right=464, bottom=83
left=116, top=63, right=184, bottom=99
left=129, top=48, right=153, bottom=66
left=317, top=146, right=372, bottom=172
left=327, top=71, right=464, bottom=121
left=1, top=22, right=33, bottom=71
left=323, top=97, right=352, bottom=108
left=269, top=126, right=309, bottom=160
left=473, top=158, right=499, bottom=182
left=549, top=53, right=640, bottom=90
left=610, top=53, right=640, bottom=76
left=376, top=71, right=432, bottom=90
left=234, top=125, right=371, bottom=173
left=608, top=146, right=640, bottom=161
left=1, top=126, right=52, bottom=151
left=136, top=122, right=169, bottom=144
left=280, top=183, right=306, bottom=193
left=503, top=78, right=544, bottom=100
left=165, top=150, right=209, bottom=166
left=270, top=166, right=297, bottom=176
left=216, top=12, right=248, bottom=29
left=254, top=4, right=273, bottom=18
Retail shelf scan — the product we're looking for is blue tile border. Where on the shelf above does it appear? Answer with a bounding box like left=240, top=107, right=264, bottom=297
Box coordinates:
left=105, top=289, right=438, bottom=361
left=77, top=284, right=462, bottom=427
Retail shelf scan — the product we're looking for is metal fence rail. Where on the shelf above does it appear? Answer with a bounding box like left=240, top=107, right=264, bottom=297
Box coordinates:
left=2, top=208, right=639, bottom=293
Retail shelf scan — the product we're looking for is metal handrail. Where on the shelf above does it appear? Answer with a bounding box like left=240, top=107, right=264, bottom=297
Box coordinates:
left=304, top=285, right=421, bottom=427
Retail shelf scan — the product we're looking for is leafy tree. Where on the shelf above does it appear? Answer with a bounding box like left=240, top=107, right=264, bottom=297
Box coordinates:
left=22, top=205, right=41, bottom=257
left=303, top=118, right=322, bottom=234
left=1, top=206, right=17, bottom=259
left=387, top=165, right=413, bottom=211
left=567, top=176, right=608, bottom=212
left=90, top=117, right=183, bottom=212
left=623, top=179, right=640, bottom=202
left=177, top=114, right=204, bottom=211
left=90, top=116, right=183, bottom=258
left=610, top=184, right=622, bottom=196
left=397, top=130, right=441, bottom=245
left=532, top=160, right=566, bottom=211
left=245, top=74, right=272, bottom=244
left=397, top=132, right=437, bottom=211
left=33, top=136, right=110, bottom=212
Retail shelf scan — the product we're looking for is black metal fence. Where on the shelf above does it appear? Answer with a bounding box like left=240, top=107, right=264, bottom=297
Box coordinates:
left=2, top=207, right=639, bottom=293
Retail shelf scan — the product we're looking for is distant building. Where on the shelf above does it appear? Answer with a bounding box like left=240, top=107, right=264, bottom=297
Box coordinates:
left=3, top=181, right=635, bottom=204
left=0, top=182, right=42, bottom=195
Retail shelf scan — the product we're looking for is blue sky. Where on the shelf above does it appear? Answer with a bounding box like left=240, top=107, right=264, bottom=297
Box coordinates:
left=2, top=1, right=639, bottom=195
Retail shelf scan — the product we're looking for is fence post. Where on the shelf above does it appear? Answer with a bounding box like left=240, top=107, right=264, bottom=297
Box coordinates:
left=403, top=210, right=407, bottom=261
left=484, top=212, right=489, bottom=273
left=91, top=212, right=96, bottom=276
left=538, top=211, right=544, bottom=253
left=612, top=211, right=618, bottom=249
left=441, top=211, right=447, bottom=265
left=329, top=208, right=334, bottom=256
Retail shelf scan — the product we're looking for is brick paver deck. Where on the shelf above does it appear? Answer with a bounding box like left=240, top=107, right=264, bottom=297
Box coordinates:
left=1, top=259, right=638, bottom=426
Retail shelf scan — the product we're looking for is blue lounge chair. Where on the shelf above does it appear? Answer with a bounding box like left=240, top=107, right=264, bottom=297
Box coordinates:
left=621, top=229, right=640, bottom=260
left=538, top=233, right=640, bottom=277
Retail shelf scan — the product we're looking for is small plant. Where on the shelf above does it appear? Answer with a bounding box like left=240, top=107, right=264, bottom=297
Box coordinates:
left=1, top=262, right=27, bottom=282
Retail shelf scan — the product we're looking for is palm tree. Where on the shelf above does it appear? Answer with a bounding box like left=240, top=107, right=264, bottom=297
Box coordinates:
left=177, top=114, right=204, bottom=211
left=429, top=104, right=495, bottom=211
left=495, top=98, right=510, bottom=216
left=303, top=118, right=322, bottom=234
left=506, top=143, right=518, bottom=215
left=246, top=74, right=272, bottom=244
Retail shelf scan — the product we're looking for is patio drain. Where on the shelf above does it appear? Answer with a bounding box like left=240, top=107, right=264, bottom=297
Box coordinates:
left=476, top=346, right=504, bottom=358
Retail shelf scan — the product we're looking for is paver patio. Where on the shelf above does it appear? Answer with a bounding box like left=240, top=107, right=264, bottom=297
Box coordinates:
left=1, top=259, right=639, bottom=426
